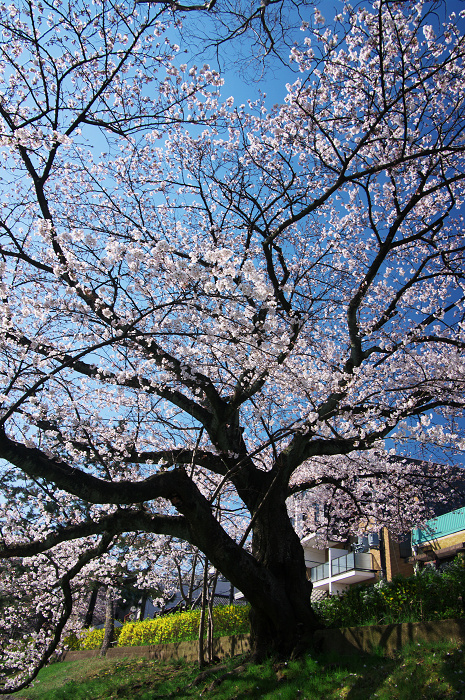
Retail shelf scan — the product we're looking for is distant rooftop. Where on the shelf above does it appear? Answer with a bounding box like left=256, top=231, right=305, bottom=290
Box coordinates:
left=412, top=506, right=465, bottom=546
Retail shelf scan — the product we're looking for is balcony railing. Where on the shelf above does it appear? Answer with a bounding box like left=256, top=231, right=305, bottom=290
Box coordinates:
left=310, top=551, right=373, bottom=582
left=311, top=562, right=330, bottom=582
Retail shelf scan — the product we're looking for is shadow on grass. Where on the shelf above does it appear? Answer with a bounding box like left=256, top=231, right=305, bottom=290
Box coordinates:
left=12, top=641, right=465, bottom=700
left=338, top=642, right=465, bottom=700
left=180, top=642, right=465, bottom=700
left=432, top=647, right=465, bottom=699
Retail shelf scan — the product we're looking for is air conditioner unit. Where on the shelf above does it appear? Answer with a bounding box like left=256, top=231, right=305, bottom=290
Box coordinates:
left=355, top=535, right=369, bottom=552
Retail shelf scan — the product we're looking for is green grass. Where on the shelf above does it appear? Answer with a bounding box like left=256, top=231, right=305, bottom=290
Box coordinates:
left=13, top=639, right=465, bottom=699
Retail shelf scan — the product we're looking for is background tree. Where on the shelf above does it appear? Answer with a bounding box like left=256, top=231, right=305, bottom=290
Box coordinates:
left=1, top=0, right=465, bottom=690
left=99, top=586, right=116, bottom=657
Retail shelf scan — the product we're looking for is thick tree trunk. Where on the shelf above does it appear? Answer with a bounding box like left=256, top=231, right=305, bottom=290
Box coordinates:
left=151, top=462, right=321, bottom=660
left=246, top=500, right=321, bottom=660
left=185, top=496, right=321, bottom=659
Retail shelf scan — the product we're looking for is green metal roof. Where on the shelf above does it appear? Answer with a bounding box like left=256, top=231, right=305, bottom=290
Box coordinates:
left=412, top=507, right=465, bottom=546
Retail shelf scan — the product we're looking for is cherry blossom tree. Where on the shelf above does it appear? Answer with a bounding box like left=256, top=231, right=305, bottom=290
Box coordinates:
left=136, top=0, right=320, bottom=75
left=1, top=0, right=465, bottom=688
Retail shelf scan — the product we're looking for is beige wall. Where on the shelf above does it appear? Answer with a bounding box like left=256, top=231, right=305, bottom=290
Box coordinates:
left=418, top=531, right=465, bottom=552
left=382, top=528, right=415, bottom=580
left=369, top=547, right=382, bottom=581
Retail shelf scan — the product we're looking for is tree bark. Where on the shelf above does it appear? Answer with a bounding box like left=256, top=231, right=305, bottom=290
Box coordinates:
left=197, top=557, right=209, bottom=668
left=139, top=593, right=148, bottom=621
left=83, top=584, right=100, bottom=629
left=190, top=494, right=321, bottom=660
left=165, top=466, right=322, bottom=660
left=100, top=587, right=115, bottom=657
left=246, top=499, right=320, bottom=660
left=207, top=568, right=218, bottom=662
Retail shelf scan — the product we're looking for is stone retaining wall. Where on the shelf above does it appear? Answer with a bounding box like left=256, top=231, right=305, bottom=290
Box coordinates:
left=314, top=618, right=465, bottom=657
left=60, top=633, right=251, bottom=664
left=60, top=619, right=465, bottom=664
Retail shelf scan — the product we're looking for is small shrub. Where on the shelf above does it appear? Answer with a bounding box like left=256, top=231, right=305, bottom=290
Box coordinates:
left=211, top=604, right=250, bottom=637
left=378, top=575, right=418, bottom=618
left=62, top=632, right=81, bottom=650
left=315, top=556, right=465, bottom=628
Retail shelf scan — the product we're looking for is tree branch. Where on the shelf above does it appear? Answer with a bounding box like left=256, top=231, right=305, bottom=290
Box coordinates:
left=0, top=510, right=188, bottom=559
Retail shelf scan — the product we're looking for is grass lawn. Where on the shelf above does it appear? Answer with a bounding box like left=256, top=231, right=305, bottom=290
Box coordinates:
left=11, top=638, right=465, bottom=700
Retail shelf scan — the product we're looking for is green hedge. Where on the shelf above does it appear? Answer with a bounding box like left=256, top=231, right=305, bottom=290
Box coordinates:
left=315, top=556, right=465, bottom=628
left=71, top=604, right=250, bottom=650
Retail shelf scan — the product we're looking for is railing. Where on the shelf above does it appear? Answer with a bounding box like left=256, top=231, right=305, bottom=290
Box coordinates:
left=310, top=552, right=373, bottom=582
left=311, top=562, right=330, bottom=582
left=412, top=507, right=465, bottom=546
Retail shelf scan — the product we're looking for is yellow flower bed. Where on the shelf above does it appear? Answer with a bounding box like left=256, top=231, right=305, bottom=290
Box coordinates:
left=75, top=605, right=250, bottom=649
left=79, top=628, right=105, bottom=649
left=78, top=627, right=121, bottom=649
left=118, top=605, right=250, bottom=647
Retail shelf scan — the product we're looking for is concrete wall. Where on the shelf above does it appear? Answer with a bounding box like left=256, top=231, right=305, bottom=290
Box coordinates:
left=314, top=618, right=465, bottom=657
left=60, top=619, right=465, bottom=664
left=60, top=633, right=251, bottom=664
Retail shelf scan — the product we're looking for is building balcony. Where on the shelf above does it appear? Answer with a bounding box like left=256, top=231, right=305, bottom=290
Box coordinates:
left=309, top=550, right=376, bottom=594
